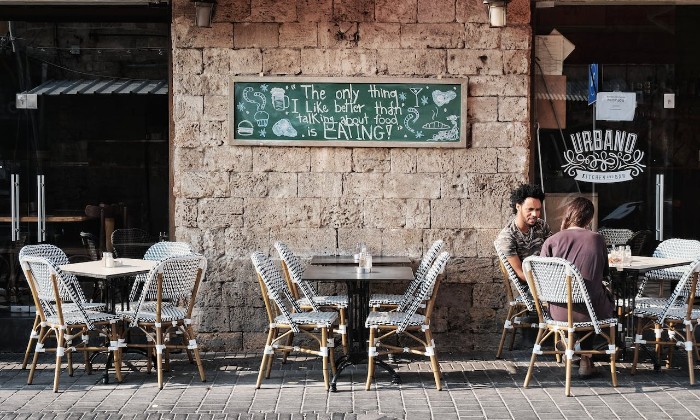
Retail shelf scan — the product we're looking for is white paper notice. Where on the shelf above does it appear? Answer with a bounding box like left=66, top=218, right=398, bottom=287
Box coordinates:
left=595, top=92, right=637, bottom=121
left=535, top=30, right=575, bottom=76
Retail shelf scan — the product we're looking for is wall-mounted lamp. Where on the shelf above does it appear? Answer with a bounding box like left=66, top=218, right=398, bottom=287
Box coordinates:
left=483, top=0, right=510, bottom=28
left=194, top=0, right=216, bottom=28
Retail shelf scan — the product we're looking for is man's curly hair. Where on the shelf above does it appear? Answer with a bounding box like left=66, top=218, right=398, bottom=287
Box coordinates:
left=509, top=184, right=545, bottom=214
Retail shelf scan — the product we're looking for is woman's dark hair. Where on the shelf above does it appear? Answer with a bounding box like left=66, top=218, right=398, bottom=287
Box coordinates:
left=561, top=197, right=595, bottom=230
left=509, top=184, right=545, bottom=214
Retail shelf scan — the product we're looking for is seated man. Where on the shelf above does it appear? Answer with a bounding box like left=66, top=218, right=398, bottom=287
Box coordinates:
left=495, top=184, right=552, bottom=282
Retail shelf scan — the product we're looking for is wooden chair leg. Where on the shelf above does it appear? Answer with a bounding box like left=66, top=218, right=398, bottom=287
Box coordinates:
left=281, top=332, right=294, bottom=364
left=339, top=308, right=349, bottom=355
left=111, top=323, right=123, bottom=383
left=496, top=307, right=514, bottom=359
left=22, top=315, right=40, bottom=369
left=425, top=328, right=442, bottom=390
left=328, top=338, right=337, bottom=375
left=365, top=326, right=377, bottom=390
left=265, top=329, right=279, bottom=379
left=54, top=330, right=65, bottom=393
left=185, top=325, right=206, bottom=382
left=523, top=327, right=544, bottom=388
left=609, top=325, right=618, bottom=387
left=631, top=317, right=643, bottom=375
left=155, top=324, right=164, bottom=389
left=321, top=327, right=330, bottom=391
left=256, top=328, right=276, bottom=389
left=27, top=326, right=48, bottom=385
left=686, top=325, right=696, bottom=385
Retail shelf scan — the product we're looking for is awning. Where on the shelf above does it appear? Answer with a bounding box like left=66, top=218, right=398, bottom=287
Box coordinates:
left=23, top=79, right=168, bottom=96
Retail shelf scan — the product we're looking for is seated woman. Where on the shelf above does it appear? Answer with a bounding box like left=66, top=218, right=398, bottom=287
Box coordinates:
left=540, top=197, right=614, bottom=378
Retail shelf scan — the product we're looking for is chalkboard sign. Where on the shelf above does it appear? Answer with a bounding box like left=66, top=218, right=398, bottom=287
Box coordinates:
left=230, top=76, right=467, bottom=148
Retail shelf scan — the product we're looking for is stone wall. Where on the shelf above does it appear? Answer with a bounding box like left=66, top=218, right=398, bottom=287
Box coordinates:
left=170, top=0, right=532, bottom=352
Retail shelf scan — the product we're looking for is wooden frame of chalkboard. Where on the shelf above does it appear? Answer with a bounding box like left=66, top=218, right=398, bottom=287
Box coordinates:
left=230, top=76, right=467, bottom=148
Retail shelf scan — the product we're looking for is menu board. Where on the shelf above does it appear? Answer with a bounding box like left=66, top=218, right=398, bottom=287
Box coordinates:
left=230, top=76, right=467, bottom=148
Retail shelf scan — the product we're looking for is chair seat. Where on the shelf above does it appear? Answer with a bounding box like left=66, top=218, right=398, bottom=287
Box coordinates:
left=634, top=297, right=668, bottom=308
left=61, top=302, right=106, bottom=312
left=297, top=295, right=348, bottom=308
left=369, top=293, right=402, bottom=306
left=119, top=302, right=187, bottom=323
left=634, top=305, right=700, bottom=321
left=275, top=311, right=337, bottom=328
left=545, top=317, right=618, bottom=330
left=46, top=310, right=121, bottom=326
left=365, top=311, right=426, bottom=328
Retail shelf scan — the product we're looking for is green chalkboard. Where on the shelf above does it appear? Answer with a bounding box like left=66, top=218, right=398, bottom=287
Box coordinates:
left=230, top=76, right=467, bottom=148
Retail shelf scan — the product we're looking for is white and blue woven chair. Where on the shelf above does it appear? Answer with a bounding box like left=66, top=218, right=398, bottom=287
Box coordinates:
left=18, top=244, right=106, bottom=370
left=494, top=243, right=538, bottom=359
left=369, top=239, right=444, bottom=311
left=364, top=251, right=450, bottom=391
left=19, top=255, right=122, bottom=392
left=631, top=258, right=700, bottom=384
left=128, top=241, right=195, bottom=302
left=118, top=254, right=207, bottom=389
left=637, top=238, right=700, bottom=302
left=274, top=241, right=349, bottom=356
left=251, top=251, right=337, bottom=390
left=522, top=256, right=618, bottom=397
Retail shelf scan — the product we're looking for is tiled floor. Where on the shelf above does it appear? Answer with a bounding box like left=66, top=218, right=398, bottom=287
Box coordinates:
left=1, top=350, right=699, bottom=419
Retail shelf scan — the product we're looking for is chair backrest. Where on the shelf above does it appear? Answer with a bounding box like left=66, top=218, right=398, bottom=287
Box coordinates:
left=626, top=230, right=654, bottom=256
left=19, top=244, right=88, bottom=305
left=251, top=251, right=303, bottom=333
left=129, top=254, right=207, bottom=326
left=144, top=241, right=194, bottom=261
left=598, top=228, right=635, bottom=246
left=397, top=251, right=450, bottom=333
left=19, top=255, right=94, bottom=328
left=658, top=258, right=700, bottom=320
left=128, top=241, right=196, bottom=302
left=111, top=228, right=153, bottom=259
left=652, top=238, right=700, bottom=260
left=80, top=231, right=101, bottom=261
left=274, top=241, right=319, bottom=310
left=494, top=241, right=535, bottom=311
left=523, top=255, right=604, bottom=333
left=396, top=239, right=444, bottom=312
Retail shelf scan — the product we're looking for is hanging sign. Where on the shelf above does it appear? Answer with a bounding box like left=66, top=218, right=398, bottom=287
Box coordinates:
left=588, top=63, right=598, bottom=106
left=561, top=128, right=646, bottom=183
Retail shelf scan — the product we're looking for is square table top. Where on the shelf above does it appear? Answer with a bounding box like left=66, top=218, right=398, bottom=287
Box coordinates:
left=59, top=258, right=157, bottom=279
left=302, top=265, right=415, bottom=283
left=309, top=255, right=411, bottom=266
left=612, top=256, right=693, bottom=273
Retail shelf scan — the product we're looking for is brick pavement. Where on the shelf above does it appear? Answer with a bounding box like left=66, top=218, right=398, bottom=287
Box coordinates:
left=1, top=350, right=699, bottom=420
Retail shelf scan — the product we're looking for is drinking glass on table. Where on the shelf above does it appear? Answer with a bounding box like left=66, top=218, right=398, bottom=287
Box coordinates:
left=608, top=247, right=622, bottom=270
left=623, top=245, right=632, bottom=266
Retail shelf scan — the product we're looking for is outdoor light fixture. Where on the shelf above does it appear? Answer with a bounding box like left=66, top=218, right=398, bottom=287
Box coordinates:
left=194, top=0, right=216, bottom=28
left=484, top=0, right=510, bottom=28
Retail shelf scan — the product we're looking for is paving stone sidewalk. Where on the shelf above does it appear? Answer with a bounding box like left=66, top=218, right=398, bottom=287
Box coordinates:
left=1, top=350, right=699, bottom=420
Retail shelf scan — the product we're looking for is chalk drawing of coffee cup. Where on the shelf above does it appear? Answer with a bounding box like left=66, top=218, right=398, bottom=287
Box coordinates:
left=270, top=88, right=290, bottom=111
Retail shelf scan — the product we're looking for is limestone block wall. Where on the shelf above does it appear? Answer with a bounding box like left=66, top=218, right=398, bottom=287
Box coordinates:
left=170, top=0, right=532, bottom=352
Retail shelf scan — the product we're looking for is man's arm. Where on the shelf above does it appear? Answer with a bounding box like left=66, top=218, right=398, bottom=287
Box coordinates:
left=506, top=255, right=527, bottom=282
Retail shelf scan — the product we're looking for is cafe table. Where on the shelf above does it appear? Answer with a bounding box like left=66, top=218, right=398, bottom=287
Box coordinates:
left=302, top=264, right=415, bottom=391
left=59, top=258, right=157, bottom=313
left=59, top=258, right=157, bottom=383
left=610, top=255, right=693, bottom=358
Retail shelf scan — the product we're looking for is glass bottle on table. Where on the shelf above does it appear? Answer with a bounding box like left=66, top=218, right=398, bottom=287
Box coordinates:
left=623, top=245, right=632, bottom=266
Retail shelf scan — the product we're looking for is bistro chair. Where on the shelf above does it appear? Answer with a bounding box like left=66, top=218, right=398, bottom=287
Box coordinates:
left=128, top=241, right=195, bottom=302
left=631, top=258, right=700, bottom=384
left=118, top=254, right=207, bottom=389
left=598, top=228, right=634, bottom=247
left=111, top=228, right=154, bottom=259
left=18, top=245, right=106, bottom=370
left=637, top=238, right=700, bottom=299
left=494, top=243, right=537, bottom=359
left=365, top=251, right=450, bottom=391
left=19, top=255, right=122, bottom=392
left=522, top=256, right=618, bottom=397
left=274, top=241, right=349, bottom=355
left=369, top=239, right=443, bottom=311
left=251, top=251, right=337, bottom=390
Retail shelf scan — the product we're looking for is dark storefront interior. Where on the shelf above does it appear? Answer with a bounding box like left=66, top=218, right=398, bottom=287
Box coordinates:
left=0, top=5, right=170, bottom=342
left=534, top=4, right=700, bottom=241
